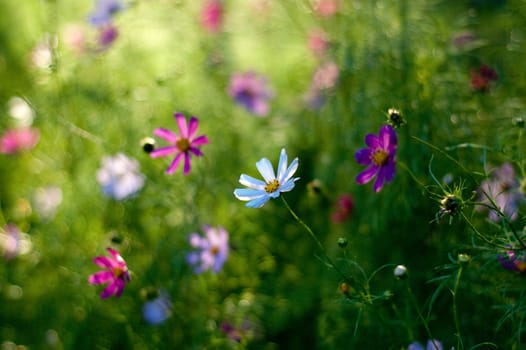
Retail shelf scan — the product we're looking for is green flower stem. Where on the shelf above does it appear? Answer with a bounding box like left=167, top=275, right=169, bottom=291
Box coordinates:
left=281, top=196, right=365, bottom=298
left=404, top=282, right=438, bottom=350
left=453, top=265, right=464, bottom=350
left=460, top=212, right=512, bottom=250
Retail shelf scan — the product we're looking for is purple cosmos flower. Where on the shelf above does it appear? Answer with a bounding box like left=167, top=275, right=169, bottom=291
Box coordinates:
left=98, top=24, right=119, bottom=49
left=0, top=224, right=32, bottom=261
left=88, top=0, right=124, bottom=27
left=408, top=339, right=443, bottom=350
left=143, top=289, right=173, bottom=325
left=186, top=225, right=229, bottom=273
left=498, top=250, right=526, bottom=273
left=88, top=247, right=130, bottom=299
left=150, top=112, right=209, bottom=175
left=0, top=128, right=39, bottom=154
left=234, top=148, right=299, bottom=208
left=355, top=124, right=397, bottom=192
left=228, top=71, right=274, bottom=116
left=477, top=163, right=524, bottom=222
left=96, top=153, right=145, bottom=200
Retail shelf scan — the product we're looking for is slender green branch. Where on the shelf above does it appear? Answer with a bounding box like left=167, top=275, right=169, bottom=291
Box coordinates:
left=405, top=282, right=439, bottom=350
left=281, top=196, right=366, bottom=297
left=460, top=212, right=513, bottom=249
left=452, top=266, right=464, bottom=350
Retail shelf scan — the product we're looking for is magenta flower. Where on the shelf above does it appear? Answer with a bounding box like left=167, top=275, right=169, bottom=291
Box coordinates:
left=98, top=24, right=119, bottom=49
left=477, top=163, right=524, bottom=222
left=88, top=247, right=130, bottom=299
left=228, top=71, right=274, bottom=116
left=331, top=194, right=353, bottom=223
left=150, top=112, right=209, bottom=175
left=355, top=125, right=397, bottom=192
left=470, top=64, right=498, bottom=92
left=0, top=127, right=39, bottom=154
left=498, top=250, right=526, bottom=273
left=201, top=0, right=223, bottom=34
left=186, top=225, right=229, bottom=273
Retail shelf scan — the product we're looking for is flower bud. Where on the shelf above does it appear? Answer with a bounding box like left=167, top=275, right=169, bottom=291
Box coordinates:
left=513, top=117, right=525, bottom=128
left=458, top=253, right=471, bottom=264
left=141, top=137, right=156, bottom=154
left=387, top=108, right=407, bottom=128
left=394, top=265, right=408, bottom=279
left=337, top=237, right=348, bottom=248
left=339, top=282, right=350, bottom=296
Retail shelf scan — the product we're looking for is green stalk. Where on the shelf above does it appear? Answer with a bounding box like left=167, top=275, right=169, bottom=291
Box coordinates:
left=453, top=266, right=464, bottom=350
left=281, top=196, right=366, bottom=298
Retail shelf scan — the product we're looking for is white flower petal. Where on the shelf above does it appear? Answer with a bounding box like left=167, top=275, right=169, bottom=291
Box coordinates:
left=239, top=174, right=266, bottom=190
left=246, top=195, right=271, bottom=208
left=234, top=188, right=267, bottom=201
left=279, top=157, right=299, bottom=184
left=256, top=158, right=276, bottom=183
left=279, top=177, right=299, bottom=192
left=276, top=148, right=288, bottom=180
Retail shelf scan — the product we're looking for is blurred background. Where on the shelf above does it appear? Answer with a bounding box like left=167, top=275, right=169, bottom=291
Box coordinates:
left=1, top=0, right=526, bottom=348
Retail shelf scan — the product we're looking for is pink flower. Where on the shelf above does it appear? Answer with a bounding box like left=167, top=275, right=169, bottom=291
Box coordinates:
left=201, top=0, right=223, bottom=34
left=307, top=29, right=329, bottom=58
left=150, top=112, right=209, bottom=175
left=312, top=61, right=339, bottom=90
left=0, top=224, right=32, bottom=261
left=313, top=0, right=339, bottom=17
left=470, top=64, right=498, bottom=92
left=228, top=71, right=274, bottom=116
left=331, top=194, right=353, bottom=223
left=186, top=225, right=229, bottom=273
left=0, top=128, right=39, bottom=154
left=88, top=247, right=130, bottom=299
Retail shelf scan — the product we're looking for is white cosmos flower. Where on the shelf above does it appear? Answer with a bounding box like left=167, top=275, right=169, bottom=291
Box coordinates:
left=234, top=148, right=299, bottom=208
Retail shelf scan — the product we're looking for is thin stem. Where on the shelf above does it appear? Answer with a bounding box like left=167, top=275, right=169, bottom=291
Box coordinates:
left=405, top=282, right=438, bottom=350
left=452, top=266, right=464, bottom=350
left=460, top=212, right=510, bottom=250
left=281, top=196, right=365, bottom=297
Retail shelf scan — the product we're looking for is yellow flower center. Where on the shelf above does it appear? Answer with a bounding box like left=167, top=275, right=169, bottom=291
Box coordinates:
left=264, top=179, right=280, bottom=193
left=210, top=246, right=219, bottom=256
left=371, top=149, right=388, bottom=166
left=176, top=138, right=190, bottom=152
left=113, top=266, right=125, bottom=278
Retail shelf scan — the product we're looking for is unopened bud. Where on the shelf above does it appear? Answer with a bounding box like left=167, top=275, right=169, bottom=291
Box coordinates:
left=458, top=253, right=471, bottom=264
left=141, top=137, right=156, bottom=154
left=394, top=265, right=408, bottom=279
left=337, top=237, right=348, bottom=248
left=340, top=282, right=350, bottom=296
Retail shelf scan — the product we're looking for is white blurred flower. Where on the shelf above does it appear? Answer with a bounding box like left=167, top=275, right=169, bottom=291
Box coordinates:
left=8, top=97, right=35, bottom=126
left=0, top=224, right=32, bottom=261
left=394, top=265, right=408, bottom=279
left=31, top=34, right=57, bottom=70
left=97, top=153, right=145, bottom=200
left=33, top=186, right=63, bottom=219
